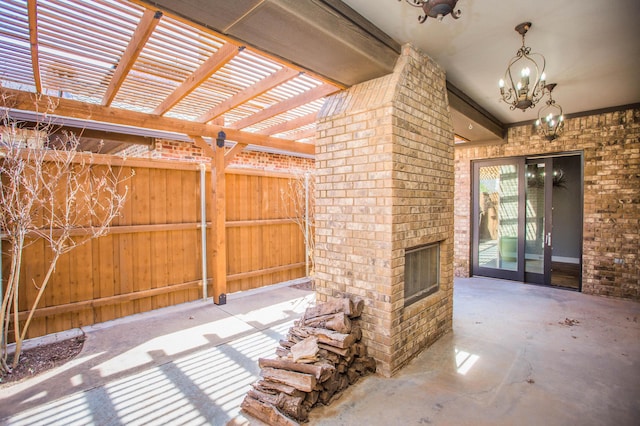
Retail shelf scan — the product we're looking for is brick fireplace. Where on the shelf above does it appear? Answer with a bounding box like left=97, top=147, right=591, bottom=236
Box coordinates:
left=315, top=45, right=455, bottom=376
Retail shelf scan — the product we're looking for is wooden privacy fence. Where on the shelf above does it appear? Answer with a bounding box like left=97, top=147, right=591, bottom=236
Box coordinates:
left=1, top=155, right=308, bottom=339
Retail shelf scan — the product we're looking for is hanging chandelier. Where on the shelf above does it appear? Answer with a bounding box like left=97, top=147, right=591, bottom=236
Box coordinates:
left=499, top=22, right=547, bottom=111
left=535, top=83, right=564, bottom=140
left=399, top=0, right=461, bottom=23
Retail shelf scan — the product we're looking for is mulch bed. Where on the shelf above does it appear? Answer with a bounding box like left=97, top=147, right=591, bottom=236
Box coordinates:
left=0, top=335, right=85, bottom=388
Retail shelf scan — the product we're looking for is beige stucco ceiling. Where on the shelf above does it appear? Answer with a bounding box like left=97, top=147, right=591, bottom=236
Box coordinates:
left=342, top=0, right=640, bottom=125
left=146, top=0, right=640, bottom=144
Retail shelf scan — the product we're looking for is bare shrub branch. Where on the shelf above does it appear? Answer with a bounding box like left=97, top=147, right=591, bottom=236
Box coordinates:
left=281, top=171, right=316, bottom=277
left=0, top=91, right=131, bottom=372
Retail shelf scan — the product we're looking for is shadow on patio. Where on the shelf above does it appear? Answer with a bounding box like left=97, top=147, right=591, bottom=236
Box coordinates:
left=2, top=277, right=639, bottom=425
left=0, top=279, right=314, bottom=425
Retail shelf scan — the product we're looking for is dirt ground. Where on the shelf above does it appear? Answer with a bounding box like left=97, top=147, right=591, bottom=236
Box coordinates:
left=0, top=335, right=85, bottom=388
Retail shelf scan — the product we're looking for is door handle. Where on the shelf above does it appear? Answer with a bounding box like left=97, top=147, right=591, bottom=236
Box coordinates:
left=546, top=232, right=552, bottom=247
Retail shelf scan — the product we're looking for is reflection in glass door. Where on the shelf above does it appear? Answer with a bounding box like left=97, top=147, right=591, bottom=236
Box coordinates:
left=525, top=160, right=551, bottom=284
left=473, top=160, right=524, bottom=281
left=472, top=155, right=583, bottom=290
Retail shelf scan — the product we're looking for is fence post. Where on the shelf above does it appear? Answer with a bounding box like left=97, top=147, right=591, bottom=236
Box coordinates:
left=199, top=163, right=208, bottom=300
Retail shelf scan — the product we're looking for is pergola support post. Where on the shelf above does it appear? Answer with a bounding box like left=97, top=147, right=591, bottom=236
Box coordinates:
left=211, top=140, right=227, bottom=305
left=191, top=135, right=227, bottom=305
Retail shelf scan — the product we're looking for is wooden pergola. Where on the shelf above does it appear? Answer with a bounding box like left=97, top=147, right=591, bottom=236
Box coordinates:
left=0, top=0, right=343, bottom=304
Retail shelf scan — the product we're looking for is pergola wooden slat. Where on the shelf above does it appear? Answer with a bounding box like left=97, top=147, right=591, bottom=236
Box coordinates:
left=228, top=84, right=337, bottom=130
left=257, top=112, right=318, bottom=136
left=197, top=67, right=300, bottom=124
left=0, top=0, right=343, bottom=305
left=27, top=0, right=41, bottom=93
left=152, top=42, right=243, bottom=116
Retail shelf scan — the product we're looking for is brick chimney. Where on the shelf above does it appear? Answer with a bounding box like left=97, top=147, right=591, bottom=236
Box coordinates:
left=315, top=44, right=455, bottom=377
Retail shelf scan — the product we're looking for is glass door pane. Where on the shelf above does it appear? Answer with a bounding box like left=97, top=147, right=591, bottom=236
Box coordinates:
left=549, top=155, right=583, bottom=289
left=525, top=162, right=546, bottom=278
left=475, top=163, right=520, bottom=274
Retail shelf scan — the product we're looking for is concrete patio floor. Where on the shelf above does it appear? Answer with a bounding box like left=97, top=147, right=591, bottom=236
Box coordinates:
left=1, top=277, right=639, bottom=425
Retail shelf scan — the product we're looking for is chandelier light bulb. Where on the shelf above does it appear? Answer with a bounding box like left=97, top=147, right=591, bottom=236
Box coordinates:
left=498, top=22, right=547, bottom=111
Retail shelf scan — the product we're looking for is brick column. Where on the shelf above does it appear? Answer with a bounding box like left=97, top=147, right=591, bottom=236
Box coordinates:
left=315, top=45, right=455, bottom=376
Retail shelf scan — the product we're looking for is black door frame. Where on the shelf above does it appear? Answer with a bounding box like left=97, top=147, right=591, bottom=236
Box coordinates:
left=471, top=152, right=584, bottom=289
left=471, top=157, right=526, bottom=282
left=524, top=157, right=553, bottom=285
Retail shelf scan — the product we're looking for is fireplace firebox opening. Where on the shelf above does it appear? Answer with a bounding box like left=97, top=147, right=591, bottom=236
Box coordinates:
left=404, top=241, right=441, bottom=306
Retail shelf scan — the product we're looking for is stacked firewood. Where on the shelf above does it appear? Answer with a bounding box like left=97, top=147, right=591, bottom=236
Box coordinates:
left=241, top=296, right=377, bottom=425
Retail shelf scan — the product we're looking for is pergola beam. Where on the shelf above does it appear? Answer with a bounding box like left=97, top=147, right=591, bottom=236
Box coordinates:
left=229, top=84, right=337, bottom=130
left=4, top=88, right=314, bottom=155
left=102, top=9, right=163, bottom=107
left=197, top=68, right=300, bottom=123
left=27, top=0, right=42, bottom=93
left=153, top=42, right=243, bottom=116
left=190, top=134, right=215, bottom=157
left=224, top=142, right=247, bottom=168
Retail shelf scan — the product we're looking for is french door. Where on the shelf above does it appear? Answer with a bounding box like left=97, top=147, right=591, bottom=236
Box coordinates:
left=473, top=158, right=525, bottom=281
left=472, top=154, right=582, bottom=289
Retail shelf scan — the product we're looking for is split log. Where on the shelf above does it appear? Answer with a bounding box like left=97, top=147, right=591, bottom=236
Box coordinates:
left=247, top=389, right=307, bottom=421
left=241, top=396, right=299, bottom=426
left=318, top=343, right=346, bottom=364
left=351, top=359, right=365, bottom=374
left=303, top=297, right=363, bottom=320
left=349, top=297, right=364, bottom=318
left=261, top=367, right=317, bottom=393
left=321, top=371, right=339, bottom=395
left=301, top=312, right=352, bottom=334
left=279, top=339, right=294, bottom=349
left=351, top=324, right=363, bottom=341
left=290, top=336, right=319, bottom=363
left=304, top=390, right=319, bottom=407
left=318, top=343, right=350, bottom=357
left=288, top=326, right=357, bottom=349
left=259, top=358, right=335, bottom=382
left=353, top=342, right=367, bottom=357
left=346, top=367, right=360, bottom=385
left=340, top=351, right=354, bottom=366
left=253, top=379, right=305, bottom=397
left=286, top=333, right=303, bottom=344
left=337, top=373, right=349, bottom=391
left=318, top=389, right=333, bottom=405
left=275, top=347, right=290, bottom=358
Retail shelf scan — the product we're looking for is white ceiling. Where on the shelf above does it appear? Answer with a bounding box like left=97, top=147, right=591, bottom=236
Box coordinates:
left=341, top=0, right=640, bottom=125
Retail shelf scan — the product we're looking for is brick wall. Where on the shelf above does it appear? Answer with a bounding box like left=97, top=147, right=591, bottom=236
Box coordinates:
left=119, top=139, right=314, bottom=172
left=455, top=107, right=640, bottom=300
left=316, top=44, right=454, bottom=376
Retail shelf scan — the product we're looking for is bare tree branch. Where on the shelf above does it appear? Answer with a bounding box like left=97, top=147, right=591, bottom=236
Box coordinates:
left=280, top=171, right=316, bottom=278
left=0, top=91, right=132, bottom=371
